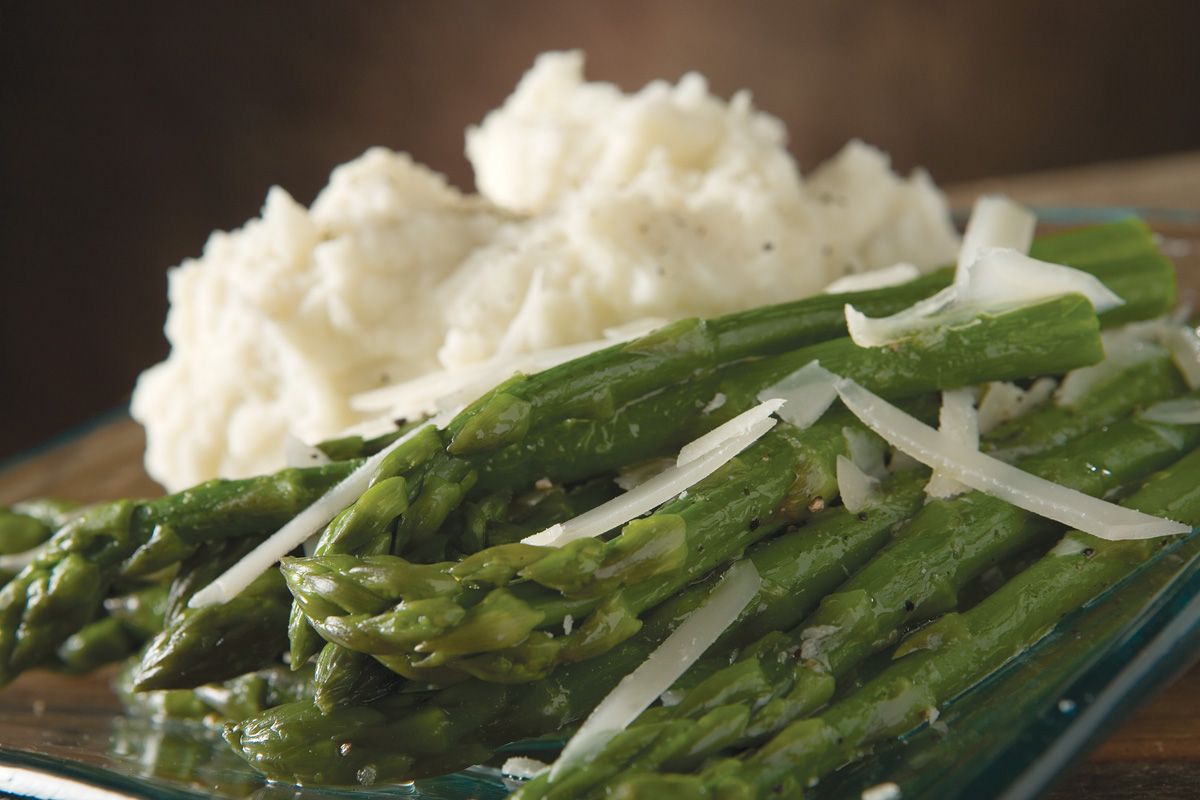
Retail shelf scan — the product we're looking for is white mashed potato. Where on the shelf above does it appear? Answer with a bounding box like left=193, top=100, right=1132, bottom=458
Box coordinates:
left=131, top=50, right=960, bottom=491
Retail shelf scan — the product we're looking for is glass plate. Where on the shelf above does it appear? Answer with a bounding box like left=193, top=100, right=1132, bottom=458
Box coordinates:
left=0, top=208, right=1197, bottom=800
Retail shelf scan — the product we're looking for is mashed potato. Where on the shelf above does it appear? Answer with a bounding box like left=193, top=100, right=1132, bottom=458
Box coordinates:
left=131, top=51, right=960, bottom=491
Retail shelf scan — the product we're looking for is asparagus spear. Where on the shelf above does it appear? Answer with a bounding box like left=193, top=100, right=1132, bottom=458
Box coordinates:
left=129, top=531, right=294, bottom=690
left=53, top=582, right=168, bottom=674
left=0, top=508, right=54, bottom=556
left=116, top=658, right=317, bottom=723
left=133, top=567, right=293, bottom=691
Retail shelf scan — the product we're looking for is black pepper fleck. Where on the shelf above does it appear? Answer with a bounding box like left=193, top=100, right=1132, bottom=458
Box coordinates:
left=749, top=518, right=760, bottom=532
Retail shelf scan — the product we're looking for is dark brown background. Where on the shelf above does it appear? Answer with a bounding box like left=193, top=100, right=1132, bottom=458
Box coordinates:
left=3, top=0, right=1199, bottom=473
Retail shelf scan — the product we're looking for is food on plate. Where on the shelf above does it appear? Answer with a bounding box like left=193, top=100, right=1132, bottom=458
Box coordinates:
left=2, top=52, right=1200, bottom=799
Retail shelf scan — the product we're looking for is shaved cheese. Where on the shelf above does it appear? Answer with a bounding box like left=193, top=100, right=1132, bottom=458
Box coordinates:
left=957, top=194, right=1037, bottom=268
left=976, top=378, right=1056, bottom=435
left=846, top=248, right=1124, bottom=349
left=837, top=455, right=881, bottom=513
left=844, top=290, right=952, bottom=349
left=524, top=409, right=777, bottom=547
left=822, top=262, right=920, bottom=294
left=188, top=408, right=459, bottom=609
left=677, top=398, right=783, bottom=466
left=1055, top=328, right=1170, bottom=407
left=1165, top=323, right=1200, bottom=389
left=350, top=317, right=666, bottom=419
left=284, top=433, right=333, bottom=468
left=1050, top=536, right=1091, bottom=557
left=1141, top=398, right=1200, bottom=425
left=501, top=757, right=550, bottom=780
left=842, top=426, right=886, bottom=479
left=547, top=560, right=761, bottom=780
left=925, top=387, right=979, bottom=499
left=861, top=781, right=904, bottom=800
left=350, top=339, right=607, bottom=418
left=957, top=248, right=1124, bottom=313
left=759, top=361, right=840, bottom=429
left=702, top=392, right=727, bottom=414
left=834, top=377, right=1190, bottom=541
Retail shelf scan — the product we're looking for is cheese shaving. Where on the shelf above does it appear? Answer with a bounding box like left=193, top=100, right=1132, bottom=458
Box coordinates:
left=524, top=405, right=778, bottom=547
left=188, top=408, right=459, bottom=609
left=758, top=361, right=840, bottom=429
left=350, top=318, right=665, bottom=420
left=677, top=398, right=783, bottom=466
left=501, top=757, right=550, bottom=780
left=844, top=197, right=1122, bottom=350
left=957, top=194, right=1037, bottom=268
left=1141, top=397, right=1200, bottom=425
left=836, top=455, right=881, bottom=513
left=1165, top=323, right=1200, bottom=389
left=284, top=433, right=333, bottom=468
left=924, top=387, right=979, bottom=499
left=860, top=782, right=903, bottom=800
left=976, top=378, right=1056, bottom=435
left=1055, top=328, right=1169, bottom=407
left=842, top=426, right=887, bottom=479
left=547, top=560, right=761, bottom=780
left=833, top=377, right=1190, bottom=541
left=845, top=248, right=1124, bottom=349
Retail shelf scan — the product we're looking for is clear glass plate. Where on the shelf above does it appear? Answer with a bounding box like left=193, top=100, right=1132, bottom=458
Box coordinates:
left=0, top=208, right=1197, bottom=800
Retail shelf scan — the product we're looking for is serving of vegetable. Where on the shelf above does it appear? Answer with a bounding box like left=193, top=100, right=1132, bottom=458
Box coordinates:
left=1, top=199, right=1199, bottom=800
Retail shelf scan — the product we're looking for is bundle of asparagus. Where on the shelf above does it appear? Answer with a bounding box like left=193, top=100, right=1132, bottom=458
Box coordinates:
left=1, top=206, right=1197, bottom=799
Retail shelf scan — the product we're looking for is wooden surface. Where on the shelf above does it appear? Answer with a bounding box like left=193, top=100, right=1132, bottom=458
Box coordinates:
left=0, top=151, right=1198, bottom=798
